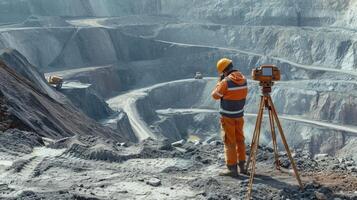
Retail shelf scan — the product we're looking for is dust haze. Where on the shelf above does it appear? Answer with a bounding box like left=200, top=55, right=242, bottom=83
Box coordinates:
left=0, top=1, right=356, bottom=199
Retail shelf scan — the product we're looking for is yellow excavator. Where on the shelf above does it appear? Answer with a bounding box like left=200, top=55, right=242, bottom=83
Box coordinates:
left=47, top=76, right=63, bottom=89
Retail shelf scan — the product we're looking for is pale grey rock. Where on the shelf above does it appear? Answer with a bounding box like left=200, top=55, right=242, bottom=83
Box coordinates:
left=146, top=178, right=161, bottom=187
left=314, top=154, right=329, bottom=160
left=315, top=191, right=327, bottom=200
left=171, top=139, right=185, bottom=147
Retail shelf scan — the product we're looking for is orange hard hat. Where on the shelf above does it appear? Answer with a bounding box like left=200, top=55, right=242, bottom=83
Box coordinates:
left=216, top=58, right=232, bottom=74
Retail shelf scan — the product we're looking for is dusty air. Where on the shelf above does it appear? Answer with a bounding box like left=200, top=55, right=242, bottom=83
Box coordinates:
left=0, top=1, right=356, bottom=200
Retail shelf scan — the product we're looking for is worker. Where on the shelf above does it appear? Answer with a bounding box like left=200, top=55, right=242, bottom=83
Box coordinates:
left=211, top=58, right=248, bottom=177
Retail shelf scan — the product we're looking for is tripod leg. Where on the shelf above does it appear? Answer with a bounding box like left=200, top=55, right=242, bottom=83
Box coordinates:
left=268, top=106, right=280, bottom=170
left=246, top=99, right=264, bottom=199
left=246, top=96, right=264, bottom=169
left=268, top=96, right=304, bottom=190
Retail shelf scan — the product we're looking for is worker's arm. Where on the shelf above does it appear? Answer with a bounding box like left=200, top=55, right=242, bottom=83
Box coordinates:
left=211, top=80, right=228, bottom=100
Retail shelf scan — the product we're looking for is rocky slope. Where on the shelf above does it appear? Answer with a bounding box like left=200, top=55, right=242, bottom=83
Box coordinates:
left=0, top=49, right=125, bottom=141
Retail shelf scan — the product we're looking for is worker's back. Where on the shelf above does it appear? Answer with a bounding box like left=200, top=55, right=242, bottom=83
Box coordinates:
left=212, top=70, right=248, bottom=118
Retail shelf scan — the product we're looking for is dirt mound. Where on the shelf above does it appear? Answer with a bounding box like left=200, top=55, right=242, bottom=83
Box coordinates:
left=51, top=137, right=175, bottom=162
left=0, top=129, right=43, bottom=155
left=8, top=190, right=100, bottom=200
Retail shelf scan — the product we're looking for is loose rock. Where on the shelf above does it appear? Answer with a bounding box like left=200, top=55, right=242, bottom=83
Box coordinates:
left=172, top=140, right=185, bottom=147
left=146, top=178, right=161, bottom=187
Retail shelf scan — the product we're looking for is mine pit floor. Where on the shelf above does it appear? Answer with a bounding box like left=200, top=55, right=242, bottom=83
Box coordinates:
left=0, top=138, right=356, bottom=199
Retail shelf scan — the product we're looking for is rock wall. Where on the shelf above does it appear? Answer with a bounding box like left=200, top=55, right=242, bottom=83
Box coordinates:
left=0, top=0, right=352, bottom=27
left=122, top=23, right=356, bottom=71
left=61, top=86, right=113, bottom=121
left=0, top=28, right=213, bottom=71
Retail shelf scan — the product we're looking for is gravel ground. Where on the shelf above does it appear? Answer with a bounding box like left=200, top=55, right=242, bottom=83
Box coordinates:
left=1, top=135, right=356, bottom=200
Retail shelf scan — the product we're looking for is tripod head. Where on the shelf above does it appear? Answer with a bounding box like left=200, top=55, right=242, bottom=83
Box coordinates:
left=259, top=81, right=274, bottom=96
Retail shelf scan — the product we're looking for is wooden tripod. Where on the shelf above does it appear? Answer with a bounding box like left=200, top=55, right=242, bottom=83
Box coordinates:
left=245, top=85, right=304, bottom=199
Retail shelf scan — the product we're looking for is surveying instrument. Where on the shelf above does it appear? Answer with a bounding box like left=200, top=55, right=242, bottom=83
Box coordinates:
left=246, top=65, right=304, bottom=199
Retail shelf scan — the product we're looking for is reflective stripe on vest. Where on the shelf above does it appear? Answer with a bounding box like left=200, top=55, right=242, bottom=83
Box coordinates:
left=219, top=77, right=246, bottom=118
left=227, top=86, right=248, bottom=91
left=219, top=108, right=244, bottom=115
left=220, top=99, right=246, bottom=118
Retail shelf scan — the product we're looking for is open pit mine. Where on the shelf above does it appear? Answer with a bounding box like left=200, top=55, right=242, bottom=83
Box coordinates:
left=0, top=1, right=357, bottom=199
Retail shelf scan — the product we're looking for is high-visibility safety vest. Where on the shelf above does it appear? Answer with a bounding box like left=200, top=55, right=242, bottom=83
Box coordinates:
left=219, top=77, right=248, bottom=118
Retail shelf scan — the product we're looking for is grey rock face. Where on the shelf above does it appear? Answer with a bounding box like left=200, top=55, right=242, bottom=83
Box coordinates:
left=0, top=49, right=65, bottom=102
left=0, top=0, right=354, bottom=28
left=0, top=1, right=354, bottom=72
left=0, top=50, right=125, bottom=142
left=103, top=110, right=137, bottom=143
left=61, top=85, right=113, bottom=121
left=53, top=66, right=134, bottom=99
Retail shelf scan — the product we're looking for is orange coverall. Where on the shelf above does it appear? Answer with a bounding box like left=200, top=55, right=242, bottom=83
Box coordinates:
left=212, top=71, right=248, bottom=166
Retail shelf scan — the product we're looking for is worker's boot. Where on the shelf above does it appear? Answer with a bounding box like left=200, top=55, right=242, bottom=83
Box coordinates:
left=238, top=161, right=248, bottom=175
left=219, top=164, right=238, bottom=177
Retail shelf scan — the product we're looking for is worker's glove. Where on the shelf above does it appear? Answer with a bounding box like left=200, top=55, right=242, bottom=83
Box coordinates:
left=220, top=74, right=225, bottom=81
